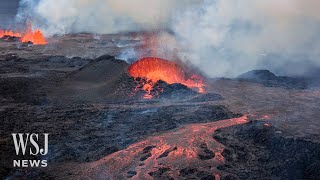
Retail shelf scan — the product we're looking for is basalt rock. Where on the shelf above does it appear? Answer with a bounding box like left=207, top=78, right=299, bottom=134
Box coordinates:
left=214, top=121, right=320, bottom=179
left=237, top=70, right=308, bottom=89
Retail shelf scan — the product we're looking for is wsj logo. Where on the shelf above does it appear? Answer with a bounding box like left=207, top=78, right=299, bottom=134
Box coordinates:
left=12, top=133, right=49, bottom=168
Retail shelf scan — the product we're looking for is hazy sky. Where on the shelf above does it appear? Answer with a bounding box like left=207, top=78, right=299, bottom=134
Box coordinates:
left=0, top=0, right=20, bottom=28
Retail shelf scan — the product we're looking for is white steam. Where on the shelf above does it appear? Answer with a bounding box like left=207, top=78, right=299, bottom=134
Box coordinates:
left=16, top=0, right=194, bottom=35
left=17, top=0, right=320, bottom=77
left=172, top=0, right=320, bottom=77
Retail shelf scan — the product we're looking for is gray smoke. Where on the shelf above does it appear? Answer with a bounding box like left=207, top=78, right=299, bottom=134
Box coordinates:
left=16, top=0, right=194, bottom=34
left=16, top=0, right=320, bottom=77
left=171, top=0, right=320, bottom=77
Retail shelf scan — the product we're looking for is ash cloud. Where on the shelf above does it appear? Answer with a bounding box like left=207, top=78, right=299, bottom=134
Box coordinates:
left=16, top=0, right=320, bottom=78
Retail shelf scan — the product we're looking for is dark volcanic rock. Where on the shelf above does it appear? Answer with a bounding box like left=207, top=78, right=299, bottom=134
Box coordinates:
left=133, top=79, right=199, bottom=100
left=0, top=35, right=20, bottom=42
left=238, top=70, right=277, bottom=81
left=0, top=77, right=47, bottom=105
left=61, top=104, right=239, bottom=161
left=304, top=160, right=320, bottom=180
left=189, top=93, right=224, bottom=102
left=157, top=146, right=177, bottom=159
left=0, top=53, right=240, bottom=179
left=237, top=70, right=308, bottom=89
left=142, top=145, right=156, bottom=154
left=127, top=171, right=137, bottom=178
left=148, top=167, right=174, bottom=180
left=214, top=121, right=320, bottom=180
left=221, top=174, right=239, bottom=180
left=155, top=81, right=198, bottom=99
left=140, top=145, right=156, bottom=161
left=198, top=143, right=215, bottom=160
left=179, top=168, right=215, bottom=180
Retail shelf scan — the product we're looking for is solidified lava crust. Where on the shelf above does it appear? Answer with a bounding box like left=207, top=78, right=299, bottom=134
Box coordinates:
left=1, top=36, right=320, bottom=180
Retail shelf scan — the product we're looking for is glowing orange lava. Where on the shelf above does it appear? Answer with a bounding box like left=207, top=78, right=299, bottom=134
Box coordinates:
left=0, top=28, right=47, bottom=45
left=74, top=115, right=249, bottom=179
left=0, top=30, right=22, bottom=38
left=21, top=29, right=47, bottom=45
left=128, top=57, right=205, bottom=98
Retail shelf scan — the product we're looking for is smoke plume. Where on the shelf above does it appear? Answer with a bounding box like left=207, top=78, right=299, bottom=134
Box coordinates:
left=16, top=0, right=320, bottom=77
left=16, top=0, right=193, bottom=34
left=172, top=0, right=320, bottom=77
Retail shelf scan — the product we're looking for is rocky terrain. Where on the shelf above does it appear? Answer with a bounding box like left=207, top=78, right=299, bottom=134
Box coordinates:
left=0, top=34, right=320, bottom=179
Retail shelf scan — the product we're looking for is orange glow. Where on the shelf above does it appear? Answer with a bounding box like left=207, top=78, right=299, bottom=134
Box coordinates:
left=21, top=29, right=47, bottom=45
left=85, top=115, right=249, bottom=179
left=128, top=57, right=205, bottom=98
left=0, top=30, right=22, bottom=38
left=0, top=27, right=47, bottom=45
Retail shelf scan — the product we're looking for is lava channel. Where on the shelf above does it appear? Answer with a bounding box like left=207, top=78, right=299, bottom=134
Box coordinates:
left=67, top=115, right=249, bottom=179
left=128, top=57, right=205, bottom=99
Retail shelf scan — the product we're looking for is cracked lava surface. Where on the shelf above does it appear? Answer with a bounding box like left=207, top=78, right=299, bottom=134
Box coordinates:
left=59, top=115, right=250, bottom=179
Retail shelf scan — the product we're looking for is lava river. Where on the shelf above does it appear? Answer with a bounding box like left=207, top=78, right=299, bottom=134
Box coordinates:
left=63, top=115, right=251, bottom=179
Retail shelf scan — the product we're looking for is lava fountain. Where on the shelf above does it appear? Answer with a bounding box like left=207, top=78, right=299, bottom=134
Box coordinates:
left=20, top=29, right=47, bottom=45
left=128, top=57, right=205, bottom=98
left=0, top=27, right=47, bottom=45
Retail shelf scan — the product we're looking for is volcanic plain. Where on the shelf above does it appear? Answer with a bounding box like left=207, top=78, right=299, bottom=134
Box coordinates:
left=0, top=33, right=320, bottom=180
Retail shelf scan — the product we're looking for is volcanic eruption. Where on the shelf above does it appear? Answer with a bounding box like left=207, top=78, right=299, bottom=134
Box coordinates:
left=128, top=57, right=205, bottom=99
left=0, top=30, right=22, bottom=38
left=20, top=29, right=47, bottom=45
left=0, top=26, right=47, bottom=45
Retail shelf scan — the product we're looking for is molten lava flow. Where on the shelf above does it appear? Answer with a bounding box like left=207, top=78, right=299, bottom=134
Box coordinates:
left=75, top=115, right=249, bottom=179
left=0, top=28, right=47, bottom=45
left=21, top=29, right=47, bottom=45
left=128, top=57, right=205, bottom=98
left=0, top=30, right=22, bottom=38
